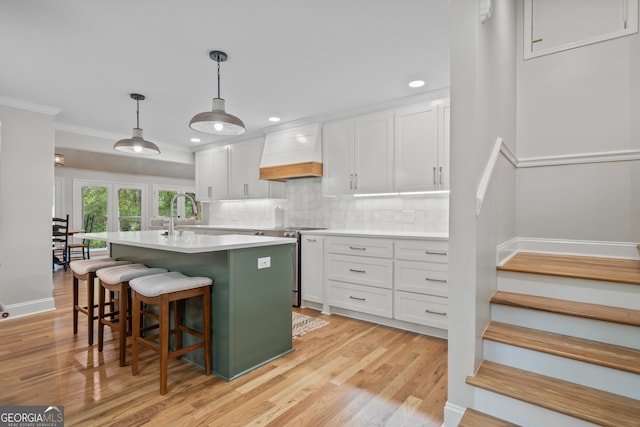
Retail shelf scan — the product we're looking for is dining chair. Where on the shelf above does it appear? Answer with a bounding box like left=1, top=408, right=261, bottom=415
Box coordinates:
left=69, top=214, right=94, bottom=260
left=52, top=215, right=70, bottom=270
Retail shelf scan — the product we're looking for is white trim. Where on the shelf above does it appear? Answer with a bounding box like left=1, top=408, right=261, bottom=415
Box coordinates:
left=517, top=149, right=640, bottom=168
left=0, top=298, right=55, bottom=321
left=499, top=143, right=518, bottom=167
left=476, top=137, right=506, bottom=216
left=0, top=96, right=61, bottom=116
left=443, top=401, right=466, bottom=427
left=497, top=237, right=640, bottom=263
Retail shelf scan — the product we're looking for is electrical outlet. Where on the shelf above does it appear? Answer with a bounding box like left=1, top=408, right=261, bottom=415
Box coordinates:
left=258, top=257, right=271, bottom=269
left=402, top=210, right=415, bottom=223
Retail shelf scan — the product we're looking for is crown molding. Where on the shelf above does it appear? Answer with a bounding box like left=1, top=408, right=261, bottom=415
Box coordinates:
left=0, top=96, right=61, bottom=116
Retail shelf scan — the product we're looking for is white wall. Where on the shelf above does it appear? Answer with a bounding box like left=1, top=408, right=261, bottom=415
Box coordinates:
left=515, top=1, right=640, bottom=242
left=446, top=0, right=518, bottom=425
left=0, top=105, right=56, bottom=318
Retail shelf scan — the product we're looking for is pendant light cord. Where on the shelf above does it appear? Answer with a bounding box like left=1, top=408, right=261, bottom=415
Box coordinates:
left=217, top=59, right=221, bottom=98
left=135, top=97, right=140, bottom=129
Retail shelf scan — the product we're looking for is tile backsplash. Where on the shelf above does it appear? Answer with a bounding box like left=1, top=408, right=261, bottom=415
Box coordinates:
left=208, top=177, right=449, bottom=232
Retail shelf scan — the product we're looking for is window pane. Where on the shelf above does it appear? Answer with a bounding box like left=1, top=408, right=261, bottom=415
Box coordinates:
left=118, top=188, right=142, bottom=231
left=158, top=190, right=176, bottom=217
left=83, top=186, right=107, bottom=249
left=185, top=192, right=196, bottom=217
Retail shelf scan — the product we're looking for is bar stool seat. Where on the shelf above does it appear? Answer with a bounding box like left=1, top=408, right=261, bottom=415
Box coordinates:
left=69, top=258, right=132, bottom=345
left=130, top=271, right=212, bottom=395
left=97, top=264, right=168, bottom=366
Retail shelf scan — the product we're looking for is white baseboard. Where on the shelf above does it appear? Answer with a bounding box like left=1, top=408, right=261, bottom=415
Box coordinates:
left=443, top=401, right=466, bottom=427
left=497, top=237, right=640, bottom=265
left=0, top=297, right=55, bottom=321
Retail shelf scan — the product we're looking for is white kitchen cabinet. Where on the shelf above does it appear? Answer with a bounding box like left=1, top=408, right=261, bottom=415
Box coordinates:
left=393, top=239, right=449, bottom=330
left=317, top=232, right=449, bottom=337
left=394, top=101, right=450, bottom=192
left=195, top=146, right=229, bottom=201
left=524, top=0, right=639, bottom=60
left=394, top=103, right=438, bottom=192
left=322, top=110, right=393, bottom=196
left=301, top=235, right=324, bottom=306
left=228, top=138, right=285, bottom=199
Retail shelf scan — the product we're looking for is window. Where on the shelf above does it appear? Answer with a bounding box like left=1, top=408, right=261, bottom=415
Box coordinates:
left=153, top=185, right=196, bottom=219
left=74, top=180, right=147, bottom=252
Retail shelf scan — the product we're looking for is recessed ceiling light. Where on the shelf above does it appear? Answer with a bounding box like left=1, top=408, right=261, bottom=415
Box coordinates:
left=408, top=80, right=425, bottom=88
left=268, top=116, right=281, bottom=122
left=190, top=138, right=201, bottom=143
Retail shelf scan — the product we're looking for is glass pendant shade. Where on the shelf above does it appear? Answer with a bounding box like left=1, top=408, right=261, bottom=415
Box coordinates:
left=114, top=128, right=161, bottom=155
left=189, top=98, right=246, bottom=135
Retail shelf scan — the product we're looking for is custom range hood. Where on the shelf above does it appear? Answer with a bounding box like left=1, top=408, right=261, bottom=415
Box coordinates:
left=259, top=123, right=323, bottom=181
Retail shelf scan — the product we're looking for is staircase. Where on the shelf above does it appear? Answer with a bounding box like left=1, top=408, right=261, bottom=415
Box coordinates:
left=461, top=251, right=640, bottom=427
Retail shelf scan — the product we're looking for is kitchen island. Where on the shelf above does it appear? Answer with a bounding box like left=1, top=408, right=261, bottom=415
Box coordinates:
left=84, top=230, right=296, bottom=380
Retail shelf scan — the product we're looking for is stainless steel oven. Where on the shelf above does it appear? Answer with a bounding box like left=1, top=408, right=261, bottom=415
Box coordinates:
left=252, top=227, right=324, bottom=307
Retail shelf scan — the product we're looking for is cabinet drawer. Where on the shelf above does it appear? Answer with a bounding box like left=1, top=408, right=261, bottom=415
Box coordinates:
left=395, top=239, right=448, bottom=263
left=394, top=260, right=448, bottom=297
left=326, top=254, right=392, bottom=289
left=326, top=237, right=393, bottom=258
left=328, top=280, right=392, bottom=318
left=394, top=291, right=448, bottom=329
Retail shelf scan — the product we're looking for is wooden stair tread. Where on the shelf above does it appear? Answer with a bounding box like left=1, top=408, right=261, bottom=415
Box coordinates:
left=484, top=322, right=640, bottom=375
left=498, top=252, right=640, bottom=285
left=491, top=291, right=640, bottom=327
left=459, top=408, right=520, bottom=427
left=466, top=361, right=640, bottom=427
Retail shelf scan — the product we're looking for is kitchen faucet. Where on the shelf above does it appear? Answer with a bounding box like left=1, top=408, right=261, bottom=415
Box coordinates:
left=169, top=193, right=198, bottom=237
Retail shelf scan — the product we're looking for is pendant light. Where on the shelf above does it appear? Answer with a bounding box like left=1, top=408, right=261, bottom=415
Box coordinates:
left=114, top=93, right=161, bottom=155
left=189, top=50, right=246, bottom=136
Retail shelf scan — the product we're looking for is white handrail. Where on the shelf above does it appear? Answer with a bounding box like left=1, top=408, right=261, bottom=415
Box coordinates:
left=476, top=137, right=505, bottom=217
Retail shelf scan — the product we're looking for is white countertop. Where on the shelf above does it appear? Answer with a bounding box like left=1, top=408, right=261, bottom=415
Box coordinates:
left=298, top=229, right=449, bottom=240
left=81, top=230, right=296, bottom=254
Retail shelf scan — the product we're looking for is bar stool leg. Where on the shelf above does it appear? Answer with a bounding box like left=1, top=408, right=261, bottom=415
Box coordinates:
left=73, top=276, right=79, bottom=336
left=87, top=273, right=95, bottom=345
left=203, top=290, right=211, bottom=376
left=118, top=283, right=128, bottom=367
left=98, top=283, right=106, bottom=352
left=131, top=293, right=140, bottom=376
left=160, top=294, right=170, bottom=395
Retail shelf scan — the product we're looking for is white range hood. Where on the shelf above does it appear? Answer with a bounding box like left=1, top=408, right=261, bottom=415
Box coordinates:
left=259, top=124, right=323, bottom=181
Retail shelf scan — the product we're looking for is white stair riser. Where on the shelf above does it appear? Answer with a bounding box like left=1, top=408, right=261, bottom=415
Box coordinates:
left=491, top=305, right=640, bottom=350
left=497, top=271, right=640, bottom=310
left=484, top=341, right=640, bottom=399
left=473, top=387, right=602, bottom=427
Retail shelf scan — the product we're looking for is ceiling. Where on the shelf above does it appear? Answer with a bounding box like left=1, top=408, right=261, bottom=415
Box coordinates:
left=0, top=0, right=450, bottom=155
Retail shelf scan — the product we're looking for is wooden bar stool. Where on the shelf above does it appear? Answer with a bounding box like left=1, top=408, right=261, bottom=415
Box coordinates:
left=70, top=258, right=132, bottom=345
left=96, top=264, right=168, bottom=366
left=129, top=271, right=212, bottom=395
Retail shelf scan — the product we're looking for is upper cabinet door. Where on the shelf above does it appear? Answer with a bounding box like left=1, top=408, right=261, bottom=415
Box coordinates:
left=322, top=118, right=355, bottom=196
left=524, top=0, right=639, bottom=59
left=229, top=138, right=271, bottom=199
left=394, top=103, right=439, bottom=192
left=195, top=150, right=214, bottom=201
left=211, top=147, right=229, bottom=200
left=354, top=110, right=394, bottom=194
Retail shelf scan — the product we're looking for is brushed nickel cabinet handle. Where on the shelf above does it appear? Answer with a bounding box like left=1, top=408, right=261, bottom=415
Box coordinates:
left=439, top=166, right=443, bottom=185
left=425, top=250, right=447, bottom=256
left=207, top=186, right=212, bottom=198
left=349, top=246, right=366, bottom=251
left=531, top=38, right=543, bottom=44
left=425, top=309, right=447, bottom=316
left=349, top=296, right=366, bottom=301
left=425, top=277, right=447, bottom=283
left=433, top=166, right=437, bottom=184
left=349, top=268, right=366, bottom=273
left=306, top=238, right=317, bottom=242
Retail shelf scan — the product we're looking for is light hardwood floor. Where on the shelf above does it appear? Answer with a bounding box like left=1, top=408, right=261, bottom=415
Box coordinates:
left=0, top=268, right=448, bottom=426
